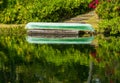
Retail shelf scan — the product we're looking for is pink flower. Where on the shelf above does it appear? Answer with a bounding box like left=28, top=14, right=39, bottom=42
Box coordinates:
left=95, top=0, right=99, bottom=4
left=89, top=0, right=99, bottom=9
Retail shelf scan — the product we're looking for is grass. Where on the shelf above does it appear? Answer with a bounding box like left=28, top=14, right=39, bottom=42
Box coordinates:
left=0, top=24, right=25, bottom=28
left=85, top=11, right=99, bottom=29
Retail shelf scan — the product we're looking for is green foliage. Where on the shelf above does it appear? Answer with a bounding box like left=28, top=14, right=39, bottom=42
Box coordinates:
left=98, top=17, right=120, bottom=34
left=96, top=0, right=120, bottom=19
left=0, top=0, right=92, bottom=24
left=96, top=0, right=120, bottom=34
left=97, top=36, right=120, bottom=77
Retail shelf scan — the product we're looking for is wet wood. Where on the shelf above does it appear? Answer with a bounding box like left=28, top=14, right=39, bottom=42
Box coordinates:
left=27, top=29, right=94, bottom=38
left=28, top=33, right=79, bottom=38
left=27, top=29, right=79, bottom=35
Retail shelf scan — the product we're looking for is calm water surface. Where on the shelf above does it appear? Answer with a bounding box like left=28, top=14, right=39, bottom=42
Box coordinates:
left=0, top=28, right=120, bottom=83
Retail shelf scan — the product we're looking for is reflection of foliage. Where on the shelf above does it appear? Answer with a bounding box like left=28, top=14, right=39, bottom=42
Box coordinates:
left=1, top=28, right=120, bottom=82
left=93, top=36, right=120, bottom=82
left=95, top=36, right=120, bottom=65
left=0, top=28, right=91, bottom=82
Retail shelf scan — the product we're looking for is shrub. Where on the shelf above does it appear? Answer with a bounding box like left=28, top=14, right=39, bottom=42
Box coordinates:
left=0, top=0, right=92, bottom=24
left=96, top=0, right=120, bottom=19
left=96, top=0, right=120, bottom=35
left=98, top=17, right=120, bottom=34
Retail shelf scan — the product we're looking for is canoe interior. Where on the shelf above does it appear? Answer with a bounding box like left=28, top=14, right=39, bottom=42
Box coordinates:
left=27, top=29, right=93, bottom=37
left=25, top=22, right=94, bottom=32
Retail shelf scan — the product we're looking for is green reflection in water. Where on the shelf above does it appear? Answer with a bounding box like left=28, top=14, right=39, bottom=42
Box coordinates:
left=0, top=28, right=120, bottom=83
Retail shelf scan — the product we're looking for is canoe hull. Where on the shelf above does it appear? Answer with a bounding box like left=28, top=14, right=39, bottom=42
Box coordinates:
left=25, top=22, right=94, bottom=32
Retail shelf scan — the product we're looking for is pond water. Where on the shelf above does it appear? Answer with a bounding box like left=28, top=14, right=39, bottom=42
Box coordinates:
left=0, top=28, right=120, bottom=83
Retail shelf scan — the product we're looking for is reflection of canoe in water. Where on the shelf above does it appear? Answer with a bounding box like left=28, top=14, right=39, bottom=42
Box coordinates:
left=25, top=22, right=94, bottom=32
left=26, top=36, right=94, bottom=44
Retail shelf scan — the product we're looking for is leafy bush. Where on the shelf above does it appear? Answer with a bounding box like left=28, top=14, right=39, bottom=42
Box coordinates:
left=96, top=0, right=120, bottom=35
left=98, top=17, right=120, bottom=34
left=96, top=0, right=120, bottom=19
left=0, top=0, right=92, bottom=24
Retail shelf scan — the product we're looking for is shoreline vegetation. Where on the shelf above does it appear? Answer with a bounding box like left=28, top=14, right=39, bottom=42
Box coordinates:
left=0, top=24, right=25, bottom=28
left=96, top=0, right=120, bottom=35
left=0, top=0, right=120, bottom=34
left=0, top=11, right=99, bottom=29
left=0, top=0, right=92, bottom=24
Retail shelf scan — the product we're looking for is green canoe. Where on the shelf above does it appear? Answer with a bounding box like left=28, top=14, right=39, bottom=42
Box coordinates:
left=26, top=36, right=94, bottom=44
left=25, top=22, right=94, bottom=32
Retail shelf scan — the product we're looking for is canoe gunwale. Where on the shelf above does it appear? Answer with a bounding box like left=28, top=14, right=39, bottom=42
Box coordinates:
left=25, top=22, right=95, bottom=32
